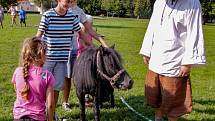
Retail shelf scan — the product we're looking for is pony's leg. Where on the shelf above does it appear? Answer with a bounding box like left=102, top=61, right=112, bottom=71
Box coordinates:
left=110, top=92, right=115, bottom=108
left=77, top=92, right=86, bottom=121
left=94, top=92, right=100, bottom=121
left=0, top=22, right=3, bottom=29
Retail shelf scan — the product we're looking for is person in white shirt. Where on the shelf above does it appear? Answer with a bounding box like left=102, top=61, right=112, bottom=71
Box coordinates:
left=8, top=5, right=17, bottom=27
left=62, top=0, right=108, bottom=111
left=139, top=0, right=206, bottom=121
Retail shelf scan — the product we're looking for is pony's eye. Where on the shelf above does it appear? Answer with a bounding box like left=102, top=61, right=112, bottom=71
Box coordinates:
left=109, top=64, right=114, bottom=68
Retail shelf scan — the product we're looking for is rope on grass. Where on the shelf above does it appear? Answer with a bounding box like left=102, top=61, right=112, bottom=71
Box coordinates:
left=120, top=96, right=152, bottom=121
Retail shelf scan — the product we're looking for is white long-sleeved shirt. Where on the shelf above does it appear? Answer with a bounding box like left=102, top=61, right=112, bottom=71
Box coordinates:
left=139, top=0, right=206, bottom=77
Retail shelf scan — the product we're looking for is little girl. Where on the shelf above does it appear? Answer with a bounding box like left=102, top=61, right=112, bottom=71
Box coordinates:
left=11, top=37, right=55, bottom=121
left=77, top=15, right=94, bottom=57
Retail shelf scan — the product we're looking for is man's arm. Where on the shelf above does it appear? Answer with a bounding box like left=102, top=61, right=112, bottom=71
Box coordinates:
left=179, top=1, right=206, bottom=77
left=139, top=1, right=157, bottom=58
left=181, top=1, right=206, bottom=66
left=36, top=12, right=48, bottom=38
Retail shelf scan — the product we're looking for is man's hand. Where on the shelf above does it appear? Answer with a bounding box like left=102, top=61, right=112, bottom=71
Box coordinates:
left=143, top=56, right=150, bottom=65
left=178, top=65, right=191, bottom=77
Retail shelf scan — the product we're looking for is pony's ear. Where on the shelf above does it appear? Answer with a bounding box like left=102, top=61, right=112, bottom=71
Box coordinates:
left=98, top=45, right=105, bottom=54
left=99, top=45, right=104, bottom=50
left=110, top=44, right=115, bottom=49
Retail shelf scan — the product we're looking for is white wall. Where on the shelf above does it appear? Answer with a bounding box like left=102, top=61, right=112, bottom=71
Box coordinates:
left=17, top=1, right=40, bottom=12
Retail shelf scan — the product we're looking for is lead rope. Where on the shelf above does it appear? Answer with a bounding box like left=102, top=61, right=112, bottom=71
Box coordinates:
left=120, top=96, right=152, bottom=121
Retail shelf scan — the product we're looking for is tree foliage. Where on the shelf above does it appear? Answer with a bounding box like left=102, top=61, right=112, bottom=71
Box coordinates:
left=0, top=0, right=17, bottom=9
left=134, top=0, right=152, bottom=18
left=78, top=0, right=102, bottom=15
left=201, top=0, right=215, bottom=23
left=101, top=0, right=119, bottom=16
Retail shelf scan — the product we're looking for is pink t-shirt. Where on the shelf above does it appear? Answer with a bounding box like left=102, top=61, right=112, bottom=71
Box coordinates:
left=77, top=32, right=93, bottom=57
left=11, top=66, right=55, bottom=120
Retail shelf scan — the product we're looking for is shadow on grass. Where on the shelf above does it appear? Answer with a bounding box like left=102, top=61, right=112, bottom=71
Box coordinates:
left=178, top=99, right=215, bottom=121
left=62, top=95, right=154, bottom=121
left=193, top=99, right=215, bottom=116
left=193, top=99, right=215, bottom=105
left=204, top=23, right=215, bottom=26
left=180, top=118, right=215, bottom=121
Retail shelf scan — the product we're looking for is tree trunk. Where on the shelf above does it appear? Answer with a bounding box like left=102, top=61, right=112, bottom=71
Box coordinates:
left=40, top=1, right=43, bottom=14
left=130, top=0, right=134, bottom=17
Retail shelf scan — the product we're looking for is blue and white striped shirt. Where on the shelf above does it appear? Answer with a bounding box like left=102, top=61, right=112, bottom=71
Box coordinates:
left=38, top=9, right=81, bottom=61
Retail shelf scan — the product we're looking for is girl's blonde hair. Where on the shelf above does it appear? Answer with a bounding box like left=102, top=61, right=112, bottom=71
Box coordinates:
left=19, top=37, right=46, bottom=100
left=79, top=15, right=93, bottom=32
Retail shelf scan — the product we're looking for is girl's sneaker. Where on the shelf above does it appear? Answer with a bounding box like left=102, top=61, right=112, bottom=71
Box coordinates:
left=62, top=102, right=72, bottom=111
left=85, top=94, right=93, bottom=107
left=54, top=112, right=60, bottom=121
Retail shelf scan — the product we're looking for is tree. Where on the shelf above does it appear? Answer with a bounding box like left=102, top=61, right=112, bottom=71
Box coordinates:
left=129, top=0, right=135, bottom=17
left=150, top=0, right=155, bottom=10
left=134, top=0, right=141, bottom=18
left=77, top=0, right=153, bottom=18
left=0, top=0, right=17, bottom=9
left=118, top=0, right=130, bottom=17
left=78, top=0, right=102, bottom=15
left=101, top=0, right=125, bottom=17
left=101, top=0, right=115, bottom=16
left=134, top=0, right=152, bottom=19
left=201, top=0, right=214, bottom=24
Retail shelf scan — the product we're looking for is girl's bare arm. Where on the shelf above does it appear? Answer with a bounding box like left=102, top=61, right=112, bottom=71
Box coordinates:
left=46, top=87, right=54, bottom=121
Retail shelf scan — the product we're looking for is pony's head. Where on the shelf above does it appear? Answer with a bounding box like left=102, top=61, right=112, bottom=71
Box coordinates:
left=96, top=45, right=133, bottom=90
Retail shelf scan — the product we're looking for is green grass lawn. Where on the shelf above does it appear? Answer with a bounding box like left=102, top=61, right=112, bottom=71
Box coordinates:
left=0, top=14, right=215, bottom=121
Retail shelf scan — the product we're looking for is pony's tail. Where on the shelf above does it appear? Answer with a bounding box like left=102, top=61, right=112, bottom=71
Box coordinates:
left=21, top=57, right=30, bottom=100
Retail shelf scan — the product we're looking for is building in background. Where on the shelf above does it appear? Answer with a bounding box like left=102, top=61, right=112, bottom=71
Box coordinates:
left=16, top=0, right=40, bottom=12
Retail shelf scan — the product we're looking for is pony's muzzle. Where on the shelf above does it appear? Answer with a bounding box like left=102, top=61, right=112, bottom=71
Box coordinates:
left=128, top=79, right=133, bottom=89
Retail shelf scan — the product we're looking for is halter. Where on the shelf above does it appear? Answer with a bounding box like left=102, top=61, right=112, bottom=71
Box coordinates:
left=96, top=50, right=125, bottom=86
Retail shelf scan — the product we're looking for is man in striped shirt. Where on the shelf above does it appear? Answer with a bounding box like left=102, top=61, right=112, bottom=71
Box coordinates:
left=36, top=0, right=85, bottom=118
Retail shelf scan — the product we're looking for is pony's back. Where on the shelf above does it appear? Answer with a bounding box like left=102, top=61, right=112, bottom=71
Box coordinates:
left=72, top=47, right=97, bottom=94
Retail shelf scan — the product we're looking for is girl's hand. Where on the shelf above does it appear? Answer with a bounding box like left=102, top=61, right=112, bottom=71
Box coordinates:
left=143, top=56, right=150, bottom=65
left=98, top=36, right=108, bottom=48
left=179, top=65, right=191, bottom=77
